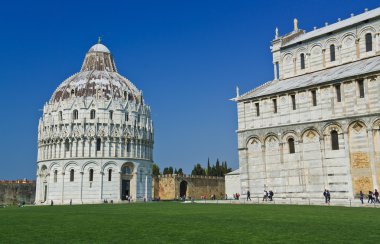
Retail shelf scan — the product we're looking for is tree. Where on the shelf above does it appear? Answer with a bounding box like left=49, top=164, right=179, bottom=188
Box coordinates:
left=191, top=163, right=205, bottom=176
left=215, top=159, right=221, bottom=177
left=163, top=167, right=169, bottom=175
left=174, top=168, right=178, bottom=174
left=168, top=167, right=174, bottom=174
left=177, top=168, right=183, bottom=176
left=152, top=163, right=160, bottom=177
left=207, top=158, right=211, bottom=176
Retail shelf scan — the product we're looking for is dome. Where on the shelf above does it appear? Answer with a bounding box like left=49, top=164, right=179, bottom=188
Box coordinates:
left=50, top=42, right=142, bottom=103
left=88, top=43, right=110, bottom=53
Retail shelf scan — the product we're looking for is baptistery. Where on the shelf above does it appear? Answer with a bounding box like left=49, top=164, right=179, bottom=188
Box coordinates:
left=35, top=41, right=154, bottom=204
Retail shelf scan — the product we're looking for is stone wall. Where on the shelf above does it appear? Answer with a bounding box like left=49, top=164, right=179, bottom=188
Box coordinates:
left=0, top=181, right=36, bottom=205
left=152, top=174, right=225, bottom=200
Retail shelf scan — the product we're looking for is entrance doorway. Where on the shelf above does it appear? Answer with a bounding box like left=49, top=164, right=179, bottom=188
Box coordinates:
left=122, top=180, right=130, bottom=200
left=180, top=181, right=187, bottom=198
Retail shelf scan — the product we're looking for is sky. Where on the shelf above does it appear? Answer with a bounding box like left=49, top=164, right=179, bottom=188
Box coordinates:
left=0, top=0, right=378, bottom=179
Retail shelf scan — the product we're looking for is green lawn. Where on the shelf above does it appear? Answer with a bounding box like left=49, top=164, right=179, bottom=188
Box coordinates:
left=0, top=202, right=379, bottom=243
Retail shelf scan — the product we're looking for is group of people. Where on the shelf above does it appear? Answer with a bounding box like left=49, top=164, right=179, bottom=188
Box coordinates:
left=243, top=190, right=274, bottom=201
left=262, top=190, right=274, bottom=201
left=359, top=189, right=379, bottom=204
left=233, top=193, right=240, bottom=200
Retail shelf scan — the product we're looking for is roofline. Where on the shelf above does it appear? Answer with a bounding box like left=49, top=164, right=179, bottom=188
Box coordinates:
left=280, top=7, right=380, bottom=48
left=236, top=69, right=380, bottom=103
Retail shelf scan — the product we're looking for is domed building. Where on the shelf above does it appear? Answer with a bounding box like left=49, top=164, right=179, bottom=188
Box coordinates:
left=35, top=41, right=154, bottom=204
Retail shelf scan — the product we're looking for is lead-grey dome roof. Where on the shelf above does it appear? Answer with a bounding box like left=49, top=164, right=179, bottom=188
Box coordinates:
left=50, top=43, right=142, bottom=103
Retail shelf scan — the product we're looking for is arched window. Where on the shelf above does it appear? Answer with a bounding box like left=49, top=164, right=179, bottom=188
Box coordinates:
left=109, top=110, right=113, bottom=120
left=54, top=170, right=58, bottom=183
left=90, top=109, right=96, bottom=119
left=300, top=53, right=305, bottom=70
left=108, top=169, right=112, bottom=181
left=330, top=44, right=335, bottom=61
left=365, top=33, right=372, bottom=52
left=288, top=138, right=295, bottom=154
left=73, top=110, right=78, bottom=120
left=70, top=169, right=74, bottom=182
left=65, top=139, right=70, bottom=152
left=127, top=142, right=131, bottom=153
left=58, top=111, right=63, bottom=121
left=331, top=130, right=339, bottom=150
left=89, top=169, right=94, bottom=181
left=96, top=138, right=101, bottom=151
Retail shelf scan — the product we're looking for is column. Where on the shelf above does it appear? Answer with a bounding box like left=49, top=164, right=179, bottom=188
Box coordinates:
left=322, top=49, right=326, bottom=67
left=343, top=131, right=354, bottom=198
left=319, top=137, right=328, bottom=188
left=61, top=172, right=65, bottom=204
left=69, top=139, right=73, bottom=158
left=293, top=57, right=297, bottom=75
left=367, top=129, right=379, bottom=190
left=145, top=175, right=148, bottom=200
left=307, top=53, right=311, bottom=72
left=355, top=38, right=360, bottom=60
left=338, top=45, right=342, bottom=64
left=273, top=62, right=278, bottom=80
left=100, top=171, right=104, bottom=201
left=80, top=172, right=84, bottom=204
left=375, top=33, right=379, bottom=52
left=35, top=174, right=40, bottom=203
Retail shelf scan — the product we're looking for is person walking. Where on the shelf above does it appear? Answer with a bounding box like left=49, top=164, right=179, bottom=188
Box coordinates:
left=263, top=190, right=268, bottom=201
left=359, top=191, right=364, bottom=204
left=323, top=189, right=328, bottom=204
left=374, top=189, right=379, bottom=203
left=247, top=190, right=251, bottom=201
left=368, top=191, right=373, bottom=203
left=326, top=190, right=331, bottom=204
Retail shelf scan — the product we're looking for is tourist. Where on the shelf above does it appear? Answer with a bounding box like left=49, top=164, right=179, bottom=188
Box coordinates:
left=374, top=189, right=379, bottom=203
left=269, top=190, right=274, bottom=201
left=359, top=191, right=364, bottom=204
left=368, top=191, right=373, bottom=203
left=70, top=199, right=72, bottom=205
left=50, top=200, right=54, bottom=206
left=323, top=189, right=328, bottom=203
left=247, top=190, right=251, bottom=201
left=263, top=190, right=268, bottom=201
left=326, top=190, right=331, bottom=204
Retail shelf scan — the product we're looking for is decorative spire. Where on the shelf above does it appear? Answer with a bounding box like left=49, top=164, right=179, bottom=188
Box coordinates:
left=275, top=27, right=279, bottom=39
left=293, top=18, right=298, bottom=32
left=236, top=86, right=240, bottom=98
left=98, top=36, right=102, bottom=44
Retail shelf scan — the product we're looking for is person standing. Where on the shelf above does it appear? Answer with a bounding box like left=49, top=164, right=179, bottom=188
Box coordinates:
left=323, top=189, right=328, bottom=204
left=359, top=191, right=364, bottom=204
left=247, top=190, right=251, bottom=201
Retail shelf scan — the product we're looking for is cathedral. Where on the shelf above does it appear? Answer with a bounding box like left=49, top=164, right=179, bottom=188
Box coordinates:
left=235, top=8, right=380, bottom=200
left=35, top=41, right=154, bottom=204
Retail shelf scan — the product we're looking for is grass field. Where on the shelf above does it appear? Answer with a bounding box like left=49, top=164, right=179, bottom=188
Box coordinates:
left=0, top=202, right=379, bottom=243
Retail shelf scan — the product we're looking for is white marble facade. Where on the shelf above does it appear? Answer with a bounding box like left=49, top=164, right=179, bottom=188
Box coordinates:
left=235, top=8, right=380, bottom=200
left=36, top=42, right=154, bottom=204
